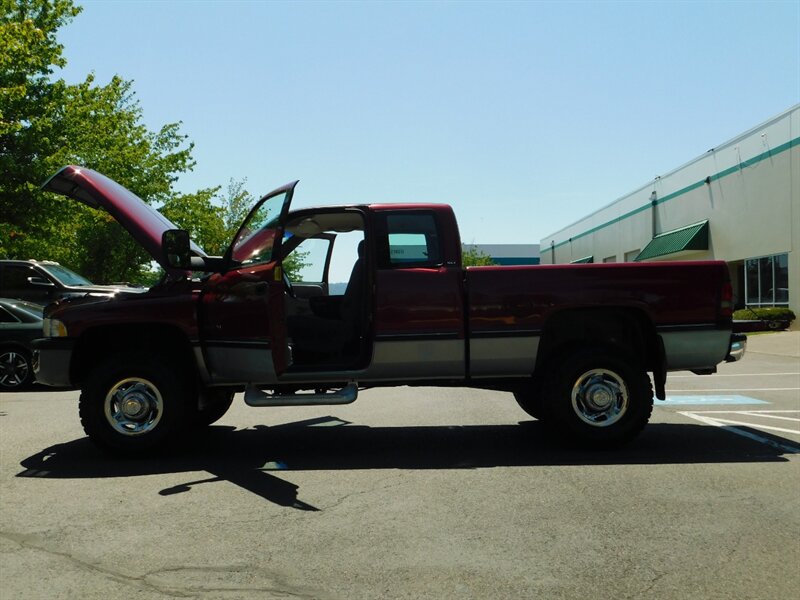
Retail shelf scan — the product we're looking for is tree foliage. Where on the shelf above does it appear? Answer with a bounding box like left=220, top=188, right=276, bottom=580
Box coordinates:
left=462, top=245, right=496, bottom=267
left=1, top=0, right=196, bottom=284
left=1, top=0, right=309, bottom=285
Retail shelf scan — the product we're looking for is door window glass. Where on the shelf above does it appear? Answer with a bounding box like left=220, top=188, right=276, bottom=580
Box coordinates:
left=288, top=237, right=330, bottom=283
left=231, top=188, right=292, bottom=266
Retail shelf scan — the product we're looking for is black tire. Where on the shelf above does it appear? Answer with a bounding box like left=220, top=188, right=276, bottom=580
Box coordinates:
left=514, top=378, right=546, bottom=421
left=542, top=346, right=653, bottom=447
left=191, top=389, right=235, bottom=427
left=79, top=354, right=192, bottom=455
left=0, top=347, right=33, bottom=390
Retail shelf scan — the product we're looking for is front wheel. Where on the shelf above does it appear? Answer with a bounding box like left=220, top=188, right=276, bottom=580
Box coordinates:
left=514, top=378, right=546, bottom=421
left=543, top=346, right=653, bottom=446
left=79, top=354, right=191, bottom=455
left=192, top=389, right=235, bottom=427
left=0, top=348, right=33, bottom=390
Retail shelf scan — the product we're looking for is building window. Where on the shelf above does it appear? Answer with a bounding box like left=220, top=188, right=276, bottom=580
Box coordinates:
left=745, top=253, right=789, bottom=306
left=602, top=255, right=616, bottom=263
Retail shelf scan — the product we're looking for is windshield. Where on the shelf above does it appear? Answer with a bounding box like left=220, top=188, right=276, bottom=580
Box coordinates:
left=231, top=190, right=291, bottom=266
left=41, top=264, right=93, bottom=286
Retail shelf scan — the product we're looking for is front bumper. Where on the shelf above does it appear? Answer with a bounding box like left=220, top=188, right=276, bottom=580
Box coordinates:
left=725, top=333, right=747, bottom=362
left=32, top=338, right=75, bottom=387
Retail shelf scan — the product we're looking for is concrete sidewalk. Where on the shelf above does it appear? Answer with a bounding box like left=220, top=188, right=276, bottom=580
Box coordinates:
left=744, top=330, right=800, bottom=358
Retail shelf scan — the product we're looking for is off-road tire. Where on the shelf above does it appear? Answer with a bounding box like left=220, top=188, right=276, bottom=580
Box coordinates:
left=192, top=389, right=235, bottom=427
left=542, top=345, right=653, bottom=447
left=79, top=353, right=191, bottom=455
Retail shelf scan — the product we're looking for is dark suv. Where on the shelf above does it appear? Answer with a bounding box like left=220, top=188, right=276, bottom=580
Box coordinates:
left=0, top=260, right=143, bottom=304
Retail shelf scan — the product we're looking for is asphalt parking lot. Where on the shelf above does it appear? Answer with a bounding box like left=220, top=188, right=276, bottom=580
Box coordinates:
left=1, top=332, right=798, bottom=599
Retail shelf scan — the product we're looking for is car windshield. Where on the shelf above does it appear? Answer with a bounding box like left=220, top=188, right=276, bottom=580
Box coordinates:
left=42, top=264, right=93, bottom=286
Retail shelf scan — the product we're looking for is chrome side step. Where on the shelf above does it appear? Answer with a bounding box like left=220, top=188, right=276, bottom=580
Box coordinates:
left=244, top=382, right=358, bottom=407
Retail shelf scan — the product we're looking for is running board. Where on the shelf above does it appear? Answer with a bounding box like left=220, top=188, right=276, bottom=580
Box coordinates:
left=244, top=382, right=358, bottom=407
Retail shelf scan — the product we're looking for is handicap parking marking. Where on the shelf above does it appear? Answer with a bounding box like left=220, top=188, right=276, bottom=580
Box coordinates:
left=678, top=410, right=800, bottom=454
left=656, top=395, right=769, bottom=406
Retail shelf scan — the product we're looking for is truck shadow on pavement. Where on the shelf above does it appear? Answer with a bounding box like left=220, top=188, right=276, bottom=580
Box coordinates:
left=17, top=418, right=798, bottom=511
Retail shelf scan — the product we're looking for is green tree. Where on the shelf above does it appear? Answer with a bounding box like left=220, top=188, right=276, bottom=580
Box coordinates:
left=221, top=178, right=255, bottom=241
left=160, top=186, right=227, bottom=256
left=1, top=0, right=197, bottom=284
left=1, top=0, right=81, bottom=260
left=462, top=245, right=496, bottom=267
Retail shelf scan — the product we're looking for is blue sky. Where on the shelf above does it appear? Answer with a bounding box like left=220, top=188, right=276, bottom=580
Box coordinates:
left=57, top=0, right=799, bottom=252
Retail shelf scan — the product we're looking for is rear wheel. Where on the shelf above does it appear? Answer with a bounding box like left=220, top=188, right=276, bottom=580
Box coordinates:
left=79, top=354, right=191, bottom=455
left=543, top=346, right=653, bottom=446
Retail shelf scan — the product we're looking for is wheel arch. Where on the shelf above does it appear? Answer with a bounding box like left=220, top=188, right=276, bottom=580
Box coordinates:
left=535, top=307, right=661, bottom=375
left=70, top=324, right=198, bottom=387
left=0, top=341, right=34, bottom=355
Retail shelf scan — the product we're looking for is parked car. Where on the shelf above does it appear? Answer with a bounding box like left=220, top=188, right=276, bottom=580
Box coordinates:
left=0, top=259, right=144, bottom=305
left=0, top=298, right=44, bottom=390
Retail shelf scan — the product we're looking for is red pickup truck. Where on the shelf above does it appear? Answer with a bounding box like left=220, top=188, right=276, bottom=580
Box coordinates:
left=33, top=166, right=745, bottom=454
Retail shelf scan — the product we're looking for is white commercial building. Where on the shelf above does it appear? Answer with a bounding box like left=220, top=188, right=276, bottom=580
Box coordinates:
left=540, top=105, right=800, bottom=317
left=463, top=244, right=540, bottom=265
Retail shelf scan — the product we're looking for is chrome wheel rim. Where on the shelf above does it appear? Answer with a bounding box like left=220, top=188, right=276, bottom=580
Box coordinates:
left=0, top=351, right=30, bottom=389
left=570, top=368, right=629, bottom=427
left=104, top=377, right=163, bottom=436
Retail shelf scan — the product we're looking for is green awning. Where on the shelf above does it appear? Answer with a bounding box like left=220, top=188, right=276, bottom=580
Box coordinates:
left=635, top=221, right=709, bottom=261
left=571, top=255, right=594, bottom=264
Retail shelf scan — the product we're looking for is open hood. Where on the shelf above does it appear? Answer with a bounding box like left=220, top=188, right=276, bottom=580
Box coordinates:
left=42, top=166, right=207, bottom=272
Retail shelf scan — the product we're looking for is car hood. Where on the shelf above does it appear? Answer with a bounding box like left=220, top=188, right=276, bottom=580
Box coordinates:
left=42, top=166, right=206, bottom=272
left=63, top=284, right=145, bottom=296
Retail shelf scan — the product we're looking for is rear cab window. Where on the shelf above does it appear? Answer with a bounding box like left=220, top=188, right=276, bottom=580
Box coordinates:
left=377, top=212, right=443, bottom=269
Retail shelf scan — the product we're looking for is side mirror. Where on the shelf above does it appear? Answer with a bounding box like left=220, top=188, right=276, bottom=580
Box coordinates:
left=27, top=276, right=55, bottom=287
left=162, top=229, right=191, bottom=269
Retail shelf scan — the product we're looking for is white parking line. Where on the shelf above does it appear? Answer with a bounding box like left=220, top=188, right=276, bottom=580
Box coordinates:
left=678, top=410, right=800, bottom=454
left=670, top=373, right=799, bottom=378
left=685, top=410, right=799, bottom=413
left=692, top=418, right=798, bottom=435
left=667, top=388, right=800, bottom=392
left=735, top=412, right=800, bottom=422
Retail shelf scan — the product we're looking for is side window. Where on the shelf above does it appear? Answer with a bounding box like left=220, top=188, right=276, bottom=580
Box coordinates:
left=3, top=266, right=37, bottom=290
left=0, top=306, right=18, bottom=323
left=288, top=237, right=331, bottom=283
left=382, top=213, right=442, bottom=268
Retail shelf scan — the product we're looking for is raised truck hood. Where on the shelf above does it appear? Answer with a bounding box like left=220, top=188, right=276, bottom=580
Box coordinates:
left=42, top=166, right=207, bottom=272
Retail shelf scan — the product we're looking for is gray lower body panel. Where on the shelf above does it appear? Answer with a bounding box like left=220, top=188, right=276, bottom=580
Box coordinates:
left=469, top=336, right=539, bottom=377
left=361, top=339, right=465, bottom=380
left=205, top=344, right=278, bottom=383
